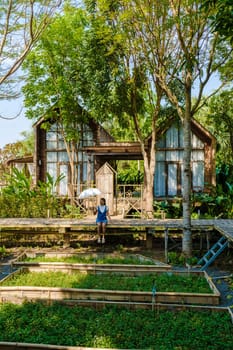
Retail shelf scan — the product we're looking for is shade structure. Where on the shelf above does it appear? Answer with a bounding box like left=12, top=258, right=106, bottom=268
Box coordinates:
left=78, top=188, right=101, bottom=199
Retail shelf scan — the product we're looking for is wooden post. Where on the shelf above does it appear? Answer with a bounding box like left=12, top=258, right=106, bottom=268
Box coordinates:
left=59, top=228, right=70, bottom=247
left=206, top=232, right=210, bottom=251
left=146, top=229, right=153, bottom=249
left=200, top=232, right=203, bottom=250
left=165, top=228, right=169, bottom=263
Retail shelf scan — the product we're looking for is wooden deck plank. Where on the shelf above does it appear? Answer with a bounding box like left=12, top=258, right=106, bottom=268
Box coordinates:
left=0, top=218, right=232, bottom=241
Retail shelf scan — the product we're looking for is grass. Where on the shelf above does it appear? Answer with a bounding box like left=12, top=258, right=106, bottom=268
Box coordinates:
left=1, top=271, right=212, bottom=293
left=0, top=302, right=232, bottom=349
left=21, top=254, right=155, bottom=265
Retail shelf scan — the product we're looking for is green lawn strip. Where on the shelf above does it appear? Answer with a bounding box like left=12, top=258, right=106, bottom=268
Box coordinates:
left=1, top=271, right=212, bottom=293
left=0, top=302, right=232, bottom=349
left=22, top=255, right=155, bottom=265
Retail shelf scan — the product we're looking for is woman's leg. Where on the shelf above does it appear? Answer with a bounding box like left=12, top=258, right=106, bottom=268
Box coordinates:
left=97, top=222, right=102, bottom=243
left=101, top=223, right=106, bottom=243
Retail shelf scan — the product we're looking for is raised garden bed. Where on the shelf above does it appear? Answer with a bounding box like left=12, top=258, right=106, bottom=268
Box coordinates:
left=12, top=251, right=171, bottom=274
left=0, top=302, right=232, bottom=349
left=16, top=251, right=163, bottom=265
left=0, top=268, right=220, bottom=305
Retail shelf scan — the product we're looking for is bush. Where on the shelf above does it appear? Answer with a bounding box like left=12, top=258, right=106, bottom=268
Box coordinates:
left=168, top=252, right=198, bottom=266
left=0, top=168, right=80, bottom=218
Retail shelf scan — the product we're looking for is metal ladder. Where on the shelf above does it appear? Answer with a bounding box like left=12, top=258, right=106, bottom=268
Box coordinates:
left=198, top=236, right=229, bottom=271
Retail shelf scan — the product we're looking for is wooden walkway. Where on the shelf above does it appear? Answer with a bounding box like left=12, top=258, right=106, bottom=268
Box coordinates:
left=0, top=218, right=232, bottom=241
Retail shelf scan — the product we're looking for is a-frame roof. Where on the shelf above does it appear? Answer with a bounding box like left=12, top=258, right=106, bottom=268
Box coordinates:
left=83, top=116, right=216, bottom=159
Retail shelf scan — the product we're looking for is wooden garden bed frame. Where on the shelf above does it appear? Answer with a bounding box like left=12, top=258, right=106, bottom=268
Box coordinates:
left=0, top=267, right=220, bottom=306
left=12, top=251, right=171, bottom=273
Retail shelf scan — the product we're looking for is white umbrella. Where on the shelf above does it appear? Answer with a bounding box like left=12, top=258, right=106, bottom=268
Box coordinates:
left=78, top=188, right=101, bottom=199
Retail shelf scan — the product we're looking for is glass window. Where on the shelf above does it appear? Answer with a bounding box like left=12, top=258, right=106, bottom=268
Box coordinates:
left=168, top=163, right=178, bottom=196
left=192, top=150, right=204, bottom=161
left=178, top=150, right=183, bottom=161
left=47, top=152, right=57, bottom=162
left=46, top=141, right=57, bottom=150
left=179, top=126, right=184, bottom=147
left=192, top=133, right=204, bottom=148
left=157, top=135, right=165, bottom=148
left=154, top=162, right=166, bottom=196
left=46, top=131, right=57, bottom=141
left=192, top=162, right=204, bottom=191
left=83, top=162, right=87, bottom=182
left=46, top=163, right=57, bottom=182
left=78, top=152, right=83, bottom=161
left=166, top=125, right=179, bottom=148
left=58, top=152, right=69, bottom=162
left=156, top=151, right=165, bottom=161
left=58, top=140, right=65, bottom=149
left=166, top=151, right=179, bottom=161
left=58, top=164, right=68, bottom=195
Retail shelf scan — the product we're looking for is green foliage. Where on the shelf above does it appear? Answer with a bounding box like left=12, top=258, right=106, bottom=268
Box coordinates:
left=0, top=246, right=7, bottom=259
left=195, top=90, right=233, bottom=166
left=0, top=168, right=77, bottom=218
left=203, top=0, right=233, bottom=44
left=0, top=302, right=232, bottom=348
left=22, top=254, right=154, bottom=265
left=23, top=5, right=90, bottom=137
left=191, top=186, right=233, bottom=219
left=2, top=271, right=212, bottom=293
left=117, top=161, right=143, bottom=184
left=59, top=204, right=82, bottom=218
left=168, top=252, right=198, bottom=267
left=154, top=200, right=182, bottom=219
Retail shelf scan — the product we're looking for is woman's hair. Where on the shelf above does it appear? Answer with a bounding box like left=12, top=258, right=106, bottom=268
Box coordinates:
left=100, top=198, right=106, bottom=205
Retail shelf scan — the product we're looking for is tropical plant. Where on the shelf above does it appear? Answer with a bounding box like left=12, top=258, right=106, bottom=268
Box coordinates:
left=0, top=168, right=71, bottom=218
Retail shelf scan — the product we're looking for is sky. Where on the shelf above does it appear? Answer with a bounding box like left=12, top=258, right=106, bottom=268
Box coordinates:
left=0, top=74, right=222, bottom=149
left=0, top=96, right=33, bottom=149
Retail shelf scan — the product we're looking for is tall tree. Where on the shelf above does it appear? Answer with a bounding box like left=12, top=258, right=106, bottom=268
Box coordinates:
left=203, top=0, right=233, bottom=44
left=129, top=0, right=231, bottom=255
left=84, top=0, right=232, bottom=255
left=83, top=1, right=169, bottom=216
left=0, top=0, right=62, bottom=116
left=23, top=5, right=91, bottom=196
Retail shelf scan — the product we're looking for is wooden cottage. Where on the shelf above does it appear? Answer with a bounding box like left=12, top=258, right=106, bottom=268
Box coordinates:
left=33, top=115, right=215, bottom=206
left=154, top=118, right=216, bottom=197
left=34, top=117, right=114, bottom=196
left=6, top=155, right=35, bottom=181
left=84, top=118, right=216, bottom=198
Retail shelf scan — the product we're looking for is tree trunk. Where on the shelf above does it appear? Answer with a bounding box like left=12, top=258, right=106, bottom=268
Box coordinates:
left=182, top=76, right=192, bottom=257
left=143, top=156, right=155, bottom=216
left=141, top=131, right=156, bottom=218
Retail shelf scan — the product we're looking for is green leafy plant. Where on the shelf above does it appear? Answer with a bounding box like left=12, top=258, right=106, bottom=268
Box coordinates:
left=168, top=252, right=198, bottom=266
left=0, top=302, right=232, bottom=348
left=0, top=246, right=7, bottom=259
left=154, top=200, right=182, bottom=219
left=22, top=254, right=155, bottom=265
left=0, top=169, right=81, bottom=218
left=2, top=271, right=212, bottom=293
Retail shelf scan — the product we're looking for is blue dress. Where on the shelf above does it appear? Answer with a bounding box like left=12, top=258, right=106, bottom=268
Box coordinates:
left=96, top=205, right=108, bottom=224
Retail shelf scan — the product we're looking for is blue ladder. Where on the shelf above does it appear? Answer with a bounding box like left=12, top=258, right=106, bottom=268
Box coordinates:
left=198, top=236, right=229, bottom=271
